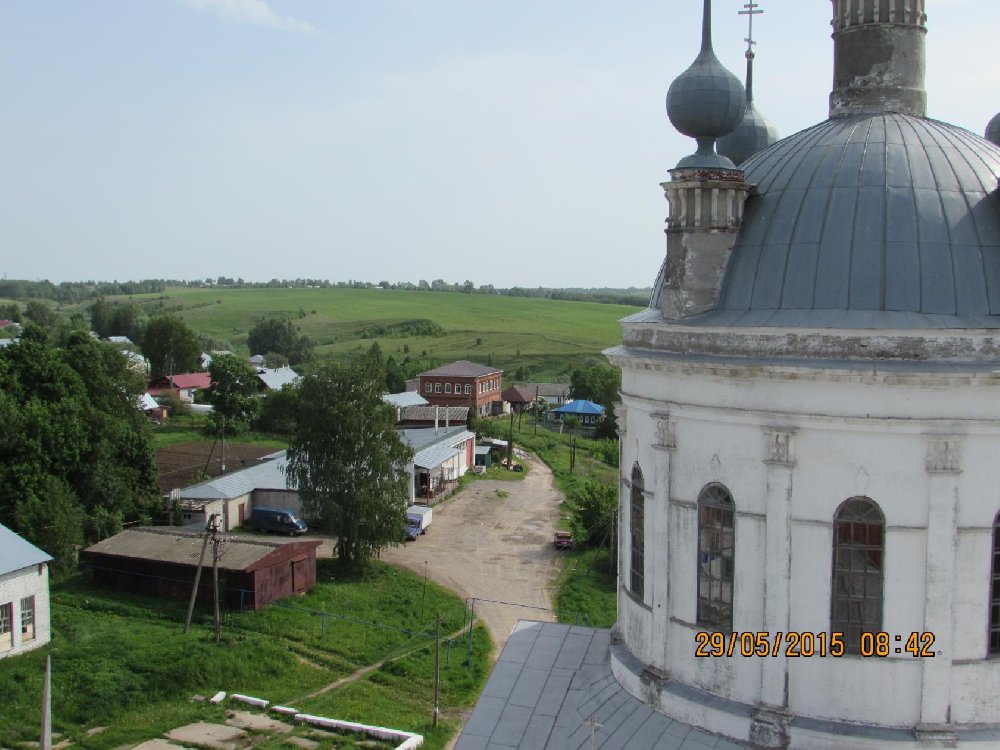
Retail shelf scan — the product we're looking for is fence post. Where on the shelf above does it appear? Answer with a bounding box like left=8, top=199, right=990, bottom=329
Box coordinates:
left=321, top=613, right=326, bottom=639
left=466, top=599, right=476, bottom=670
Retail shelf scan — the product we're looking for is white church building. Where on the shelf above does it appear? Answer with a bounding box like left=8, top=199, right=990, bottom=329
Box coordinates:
left=457, top=0, right=1000, bottom=747
left=606, top=0, right=1000, bottom=747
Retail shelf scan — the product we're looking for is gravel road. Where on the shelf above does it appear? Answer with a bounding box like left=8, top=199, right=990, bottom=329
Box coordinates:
left=381, top=452, right=567, bottom=654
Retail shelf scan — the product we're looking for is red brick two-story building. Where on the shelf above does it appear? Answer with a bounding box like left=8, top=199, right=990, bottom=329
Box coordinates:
left=418, top=360, right=502, bottom=417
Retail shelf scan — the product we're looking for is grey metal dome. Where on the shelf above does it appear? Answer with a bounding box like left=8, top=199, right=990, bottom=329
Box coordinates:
left=988, top=113, right=1000, bottom=147
left=666, top=50, right=746, bottom=142
left=718, top=51, right=779, bottom=167
left=657, top=113, right=1000, bottom=328
left=665, top=0, right=745, bottom=170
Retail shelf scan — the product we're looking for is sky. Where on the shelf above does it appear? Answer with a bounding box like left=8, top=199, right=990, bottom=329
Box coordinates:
left=1, top=0, right=997, bottom=289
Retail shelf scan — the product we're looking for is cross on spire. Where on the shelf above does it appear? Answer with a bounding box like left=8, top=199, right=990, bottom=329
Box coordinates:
left=739, top=1, right=763, bottom=58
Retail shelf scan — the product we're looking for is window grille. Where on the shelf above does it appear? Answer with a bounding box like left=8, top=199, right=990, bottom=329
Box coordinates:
left=697, top=483, right=735, bottom=631
left=20, top=596, right=35, bottom=642
left=991, top=512, right=1000, bottom=654
left=831, top=497, right=884, bottom=653
left=630, top=465, right=645, bottom=599
left=0, top=603, right=11, bottom=650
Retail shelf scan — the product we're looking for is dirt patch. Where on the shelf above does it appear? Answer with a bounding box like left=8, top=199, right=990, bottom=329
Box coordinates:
left=381, top=452, right=565, bottom=655
left=155, top=441, right=282, bottom=494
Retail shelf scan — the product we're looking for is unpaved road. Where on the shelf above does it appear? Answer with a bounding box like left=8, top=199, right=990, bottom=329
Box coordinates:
left=381, top=453, right=567, bottom=654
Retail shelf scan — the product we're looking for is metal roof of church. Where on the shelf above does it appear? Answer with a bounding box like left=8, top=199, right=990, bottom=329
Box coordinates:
left=716, top=113, right=1000, bottom=327
left=455, top=621, right=745, bottom=749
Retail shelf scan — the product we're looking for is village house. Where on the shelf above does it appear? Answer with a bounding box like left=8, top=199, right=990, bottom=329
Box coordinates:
left=148, top=372, right=212, bottom=403
left=0, top=524, right=52, bottom=659
left=399, top=425, right=475, bottom=503
left=418, top=360, right=502, bottom=417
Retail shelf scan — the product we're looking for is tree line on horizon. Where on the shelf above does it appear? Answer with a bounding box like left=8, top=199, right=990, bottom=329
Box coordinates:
left=0, top=277, right=651, bottom=307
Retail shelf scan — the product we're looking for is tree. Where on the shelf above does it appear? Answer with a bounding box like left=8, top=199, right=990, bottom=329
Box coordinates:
left=570, top=363, right=621, bottom=440
left=0, top=328, right=159, bottom=560
left=25, top=300, right=58, bottom=328
left=256, top=384, right=298, bottom=434
left=142, top=314, right=201, bottom=377
left=247, top=317, right=312, bottom=365
left=287, top=356, right=413, bottom=568
left=207, top=353, right=260, bottom=436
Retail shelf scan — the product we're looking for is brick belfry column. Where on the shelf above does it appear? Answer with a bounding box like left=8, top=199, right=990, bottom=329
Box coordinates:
left=916, top=436, right=961, bottom=746
left=751, top=427, right=796, bottom=749
left=829, top=0, right=927, bottom=117
left=659, top=169, right=751, bottom=319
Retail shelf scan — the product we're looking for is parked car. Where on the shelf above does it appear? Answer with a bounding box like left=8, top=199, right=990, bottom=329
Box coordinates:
left=553, top=531, right=574, bottom=550
left=249, top=506, right=308, bottom=536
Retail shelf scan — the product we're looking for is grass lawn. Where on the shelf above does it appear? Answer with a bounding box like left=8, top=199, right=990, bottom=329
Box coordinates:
left=92, top=286, right=636, bottom=381
left=150, top=413, right=288, bottom=450
left=0, top=560, right=491, bottom=750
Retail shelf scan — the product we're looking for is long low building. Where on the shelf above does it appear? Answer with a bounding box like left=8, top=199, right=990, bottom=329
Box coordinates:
left=82, top=527, right=321, bottom=610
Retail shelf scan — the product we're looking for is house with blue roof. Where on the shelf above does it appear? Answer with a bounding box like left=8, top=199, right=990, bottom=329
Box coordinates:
left=0, top=524, right=52, bottom=658
left=551, top=399, right=606, bottom=428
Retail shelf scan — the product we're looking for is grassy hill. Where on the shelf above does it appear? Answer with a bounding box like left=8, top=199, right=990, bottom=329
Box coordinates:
left=104, top=286, right=640, bottom=381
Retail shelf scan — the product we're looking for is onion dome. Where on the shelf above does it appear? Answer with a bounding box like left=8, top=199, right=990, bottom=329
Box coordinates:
left=987, top=113, right=1000, bottom=147
left=666, top=0, right=746, bottom=169
left=718, top=50, right=780, bottom=167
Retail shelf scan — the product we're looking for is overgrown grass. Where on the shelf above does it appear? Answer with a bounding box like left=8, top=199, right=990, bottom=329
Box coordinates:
left=556, top=548, right=617, bottom=629
left=0, top=561, right=491, bottom=750
left=151, top=413, right=288, bottom=450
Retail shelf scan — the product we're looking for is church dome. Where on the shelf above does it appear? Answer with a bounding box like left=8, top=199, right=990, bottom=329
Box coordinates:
left=682, top=112, right=1000, bottom=328
left=988, top=112, right=1000, bottom=147
left=717, top=99, right=779, bottom=168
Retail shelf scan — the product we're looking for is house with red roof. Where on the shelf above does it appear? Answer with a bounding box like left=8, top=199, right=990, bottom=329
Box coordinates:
left=148, top=372, right=212, bottom=403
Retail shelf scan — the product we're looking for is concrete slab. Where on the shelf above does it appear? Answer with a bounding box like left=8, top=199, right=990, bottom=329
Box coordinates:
left=165, top=722, right=247, bottom=750
left=224, top=711, right=293, bottom=734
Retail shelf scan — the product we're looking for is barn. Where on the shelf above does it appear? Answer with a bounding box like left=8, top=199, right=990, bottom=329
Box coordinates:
left=81, top=527, right=321, bottom=611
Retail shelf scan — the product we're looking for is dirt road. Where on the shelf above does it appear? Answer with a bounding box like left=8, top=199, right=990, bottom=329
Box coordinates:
left=381, top=453, right=567, bottom=654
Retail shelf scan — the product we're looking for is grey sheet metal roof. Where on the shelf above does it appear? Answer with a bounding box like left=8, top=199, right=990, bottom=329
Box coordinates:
left=179, top=451, right=291, bottom=500
left=382, top=391, right=429, bottom=408
left=256, top=367, right=300, bottom=390
left=399, top=426, right=474, bottom=452
left=414, top=443, right=462, bottom=470
left=0, top=523, right=52, bottom=576
left=399, top=405, right=469, bottom=423
left=456, top=621, right=744, bottom=749
left=654, top=113, right=1000, bottom=329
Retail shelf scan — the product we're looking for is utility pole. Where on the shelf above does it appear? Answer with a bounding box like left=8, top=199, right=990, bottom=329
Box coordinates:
left=184, top=515, right=213, bottom=634
left=433, top=611, right=441, bottom=727
left=40, top=656, right=51, bottom=750
left=220, top=415, right=226, bottom=473
left=211, top=515, right=222, bottom=642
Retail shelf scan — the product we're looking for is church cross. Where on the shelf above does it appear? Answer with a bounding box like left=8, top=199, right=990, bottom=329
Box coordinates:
left=739, top=1, right=764, bottom=56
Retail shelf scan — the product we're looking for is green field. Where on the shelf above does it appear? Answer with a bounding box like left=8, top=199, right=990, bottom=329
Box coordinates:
left=96, top=286, right=637, bottom=381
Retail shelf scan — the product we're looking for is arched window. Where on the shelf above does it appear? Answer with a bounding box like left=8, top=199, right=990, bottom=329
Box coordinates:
left=630, top=465, right=645, bottom=599
left=697, top=483, right=734, bottom=631
left=991, top=512, right=1000, bottom=654
left=831, top=497, right=884, bottom=653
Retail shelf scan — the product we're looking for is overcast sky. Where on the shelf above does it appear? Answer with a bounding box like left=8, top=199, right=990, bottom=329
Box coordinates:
left=1, top=0, right=997, bottom=288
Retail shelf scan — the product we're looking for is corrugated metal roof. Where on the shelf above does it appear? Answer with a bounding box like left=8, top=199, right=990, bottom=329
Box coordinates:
left=0, top=523, right=52, bottom=576
left=82, top=527, right=312, bottom=572
left=382, top=391, right=429, bottom=408
left=399, top=406, right=469, bottom=423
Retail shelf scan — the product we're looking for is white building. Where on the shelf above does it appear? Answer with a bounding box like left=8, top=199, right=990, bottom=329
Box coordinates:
left=603, top=1, right=1000, bottom=748
left=0, top=524, right=52, bottom=658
